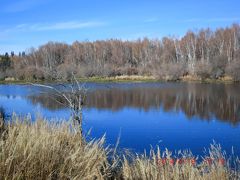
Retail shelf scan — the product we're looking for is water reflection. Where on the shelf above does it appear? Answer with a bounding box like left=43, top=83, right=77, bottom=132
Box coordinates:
left=1, top=83, right=240, bottom=155
left=27, top=83, right=240, bottom=125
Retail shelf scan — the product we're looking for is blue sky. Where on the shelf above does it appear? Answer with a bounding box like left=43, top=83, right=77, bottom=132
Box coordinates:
left=0, top=0, right=240, bottom=54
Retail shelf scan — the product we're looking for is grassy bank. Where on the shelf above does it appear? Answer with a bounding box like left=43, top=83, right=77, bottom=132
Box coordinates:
left=0, top=116, right=240, bottom=179
left=0, top=75, right=157, bottom=84
left=0, top=75, right=238, bottom=85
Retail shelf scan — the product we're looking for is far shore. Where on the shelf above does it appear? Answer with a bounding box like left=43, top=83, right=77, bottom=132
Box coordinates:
left=0, top=75, right=238, bottom=84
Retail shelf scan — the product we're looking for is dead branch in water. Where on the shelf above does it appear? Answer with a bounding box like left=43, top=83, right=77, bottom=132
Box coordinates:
left=31, top=73, right=87, bottom=137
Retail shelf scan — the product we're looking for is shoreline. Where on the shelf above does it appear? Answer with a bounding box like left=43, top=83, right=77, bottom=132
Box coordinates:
left=0, top=75, right=238, bottom=84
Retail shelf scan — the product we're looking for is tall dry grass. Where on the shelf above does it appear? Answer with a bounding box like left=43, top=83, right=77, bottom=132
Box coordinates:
left=0, top=116, right=239, bottom=180
left=0, top=116, right=115, bottom=180
left=122, top=145, right=240, bottom=180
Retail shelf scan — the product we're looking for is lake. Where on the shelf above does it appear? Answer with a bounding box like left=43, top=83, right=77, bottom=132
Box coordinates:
left=0, top=82, right=240, bottom=156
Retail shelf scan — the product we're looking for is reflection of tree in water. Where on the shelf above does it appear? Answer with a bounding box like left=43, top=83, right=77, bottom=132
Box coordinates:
left=28, top=83, right=240, bottom=125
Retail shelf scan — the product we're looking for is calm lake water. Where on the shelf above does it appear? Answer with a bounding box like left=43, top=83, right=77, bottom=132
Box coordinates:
left=0, top=82, right=240, bottom=156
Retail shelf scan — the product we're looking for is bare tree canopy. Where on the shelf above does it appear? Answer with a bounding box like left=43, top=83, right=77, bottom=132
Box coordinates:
left=1, top=24, right=240, bottom=81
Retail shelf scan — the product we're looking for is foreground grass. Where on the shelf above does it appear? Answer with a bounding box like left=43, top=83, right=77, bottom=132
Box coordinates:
left=0, top=117, right=240, bottom=180
left=0, top=117, right=116, bottom=180
left=122, top=146, right=240, bottom=180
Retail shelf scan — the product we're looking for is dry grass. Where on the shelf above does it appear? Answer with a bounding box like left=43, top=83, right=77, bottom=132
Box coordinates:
left=0, top=116, right=115, bottom=180
left=122, top=145, right=240, bottom=180
left=85, top=75, right=156, bottom=82
left=180, top=75, right=235, bottom=83
left=180, top=75, right=202, bottom=82
left=111, top=75, right=155, bottom=81
left=0, top=116, right=239, bottom=180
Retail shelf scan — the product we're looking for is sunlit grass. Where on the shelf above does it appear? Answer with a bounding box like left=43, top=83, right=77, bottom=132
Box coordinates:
left=0, top=116, right=116, bottom=179
left=122, top=144, right=240, bottom=180
left=0, top=116, right=239, bottom=179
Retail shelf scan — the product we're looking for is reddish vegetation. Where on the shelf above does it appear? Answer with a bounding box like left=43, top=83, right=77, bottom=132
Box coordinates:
left=156, top=157, right=225, bottom=167
left=157, top=158, right=205, bottom=166
left=205, top=158, right=213, bottom=165
left=218, top=158, right=225, bottom=166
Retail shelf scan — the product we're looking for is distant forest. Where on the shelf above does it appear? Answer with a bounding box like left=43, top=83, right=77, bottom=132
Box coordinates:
left=1, top=24, right=240, bottom=81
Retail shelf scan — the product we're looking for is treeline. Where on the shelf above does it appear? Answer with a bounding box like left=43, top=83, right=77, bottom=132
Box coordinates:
left=0, top=53, right=12, bottom=80
left=1, top=24, right=240, bottom=81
